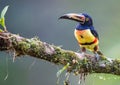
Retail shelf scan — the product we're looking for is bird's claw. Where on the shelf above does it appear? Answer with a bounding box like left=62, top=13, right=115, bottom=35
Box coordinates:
left=81, top=52, right=85, bottom=57
left=95, top=53, right=100, bottom=61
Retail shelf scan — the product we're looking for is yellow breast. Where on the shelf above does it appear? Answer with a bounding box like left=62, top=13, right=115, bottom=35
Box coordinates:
left=74, top=29, right=96, bottom=43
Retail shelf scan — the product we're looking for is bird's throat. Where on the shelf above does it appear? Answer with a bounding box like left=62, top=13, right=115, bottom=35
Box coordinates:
left=76, top=24, right=94, bottom=30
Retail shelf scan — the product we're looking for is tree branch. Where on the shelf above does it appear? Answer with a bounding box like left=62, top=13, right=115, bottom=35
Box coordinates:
left=0, top=31, right=120, bottom=76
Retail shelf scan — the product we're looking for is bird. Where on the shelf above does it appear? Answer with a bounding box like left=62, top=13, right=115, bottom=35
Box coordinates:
left=59, top=13, right=103, bottom=59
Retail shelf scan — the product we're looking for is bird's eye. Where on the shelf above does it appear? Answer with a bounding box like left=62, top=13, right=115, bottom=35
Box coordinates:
left=86, top=18, right=89, bottom=21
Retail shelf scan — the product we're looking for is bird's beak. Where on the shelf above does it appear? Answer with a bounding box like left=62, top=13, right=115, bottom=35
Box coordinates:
left=59, top=13, right=85, bottom=23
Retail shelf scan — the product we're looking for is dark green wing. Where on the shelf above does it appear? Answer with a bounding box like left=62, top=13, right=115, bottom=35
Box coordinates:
left=90, top=29, right=99, bottom=39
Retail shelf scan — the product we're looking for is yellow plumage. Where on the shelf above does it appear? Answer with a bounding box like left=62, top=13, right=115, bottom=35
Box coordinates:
left=74, top=29, right=99, bottom=51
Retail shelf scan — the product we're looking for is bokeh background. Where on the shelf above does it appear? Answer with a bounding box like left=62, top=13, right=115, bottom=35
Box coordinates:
left=0, top=0, right=120, bottom=85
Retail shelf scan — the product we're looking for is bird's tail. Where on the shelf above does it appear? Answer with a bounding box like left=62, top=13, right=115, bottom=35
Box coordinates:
left=96, top=50, right=106, bottom=59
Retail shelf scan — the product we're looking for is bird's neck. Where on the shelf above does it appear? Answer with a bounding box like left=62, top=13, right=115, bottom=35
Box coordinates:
left=76, top=24, right=94, bottom=30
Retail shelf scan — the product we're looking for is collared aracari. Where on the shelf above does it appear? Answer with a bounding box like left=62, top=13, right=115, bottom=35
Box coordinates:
left=59, top=13, right=103, bottom=58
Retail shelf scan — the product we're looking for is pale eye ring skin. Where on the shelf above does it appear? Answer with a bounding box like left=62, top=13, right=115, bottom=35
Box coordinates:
left=85, top=18, right=89, bottom=21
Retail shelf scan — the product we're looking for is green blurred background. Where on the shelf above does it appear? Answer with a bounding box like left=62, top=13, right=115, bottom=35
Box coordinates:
left=0, top=0, right=120, bottom=85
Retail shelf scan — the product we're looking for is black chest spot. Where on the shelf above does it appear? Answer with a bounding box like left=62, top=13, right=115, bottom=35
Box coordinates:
left=80, top=35, right=84, bottom=38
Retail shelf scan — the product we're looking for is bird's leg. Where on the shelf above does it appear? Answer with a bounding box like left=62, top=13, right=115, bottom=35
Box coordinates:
left=93, top=46, right=100, bottom=61
left=94, top=52, right=100, bottom=61
left=81, top=47, right=86, bottom=57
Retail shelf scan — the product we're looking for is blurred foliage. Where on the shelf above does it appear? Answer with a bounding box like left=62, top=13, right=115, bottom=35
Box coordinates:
left=0, top=0, right=120, bottom=85
left=0, top=5, right=9, bottom=31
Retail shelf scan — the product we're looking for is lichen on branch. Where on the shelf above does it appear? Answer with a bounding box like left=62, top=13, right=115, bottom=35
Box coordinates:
left=0, top=31, right=120, bottom=76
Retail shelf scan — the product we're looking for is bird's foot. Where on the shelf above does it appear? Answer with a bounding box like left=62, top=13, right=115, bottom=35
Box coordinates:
left=94, top=53, right=100, bottom=61
left=81, top=52, right=85, bottom=57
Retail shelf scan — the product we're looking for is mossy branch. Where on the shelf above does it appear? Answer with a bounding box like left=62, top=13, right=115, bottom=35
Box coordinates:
left=0, top=31, right=120, bottom=76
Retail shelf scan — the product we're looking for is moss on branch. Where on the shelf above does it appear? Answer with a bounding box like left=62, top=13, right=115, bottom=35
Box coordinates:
left=0, top=31, right=120, bottom=76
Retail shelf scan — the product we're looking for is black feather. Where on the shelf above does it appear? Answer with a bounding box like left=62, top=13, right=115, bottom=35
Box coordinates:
left=90, top=30, right=99, bottom=39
